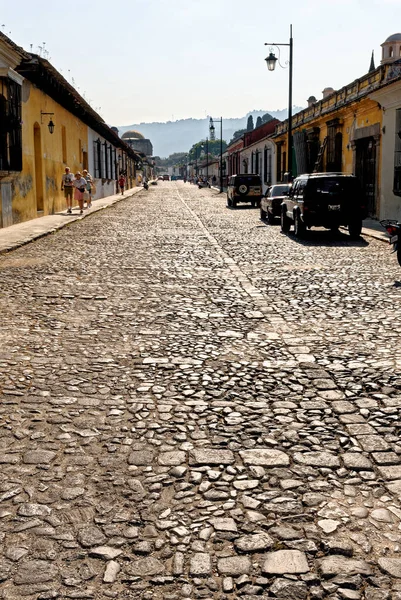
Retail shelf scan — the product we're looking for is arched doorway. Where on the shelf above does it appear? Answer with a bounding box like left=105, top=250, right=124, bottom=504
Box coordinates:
left=33, top=123, right=44, bottom=212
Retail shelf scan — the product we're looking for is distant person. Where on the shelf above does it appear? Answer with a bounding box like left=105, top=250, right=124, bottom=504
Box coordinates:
left=72, top=172, right=87, bottom=214
left=83, top=169, right=93, bottom=208
left=118, top=174, right=126, bottom=195
left=61, top=167, right=74, bottom=214
left=212, top=175, right=217, bottom=185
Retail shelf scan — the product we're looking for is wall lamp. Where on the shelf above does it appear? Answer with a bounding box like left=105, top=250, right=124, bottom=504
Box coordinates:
left=41, top=111, right=55, bottom=134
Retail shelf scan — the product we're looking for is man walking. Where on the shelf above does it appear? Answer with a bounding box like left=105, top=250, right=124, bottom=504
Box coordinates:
left=61, top=167, right=74, bottom=213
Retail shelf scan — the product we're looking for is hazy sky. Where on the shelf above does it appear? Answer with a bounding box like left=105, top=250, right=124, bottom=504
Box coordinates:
left=2, top=0, right=398, bottom=126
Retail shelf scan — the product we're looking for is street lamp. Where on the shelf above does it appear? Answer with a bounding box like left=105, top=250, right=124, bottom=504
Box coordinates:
left=264, top=24, right=293, bottom=180
left=205, top=137, right=210, bottom=184
left=209, top=116, right=223, bottom=192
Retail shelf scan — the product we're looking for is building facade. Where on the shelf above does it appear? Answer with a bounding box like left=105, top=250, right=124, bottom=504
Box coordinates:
left=0, top=32, right=140, bottom=229
left=272, top=33, right=401, bottom=219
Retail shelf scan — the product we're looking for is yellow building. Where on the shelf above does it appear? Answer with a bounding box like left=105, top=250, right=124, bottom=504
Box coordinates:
left=273, top=37, right=401, bottom=218
left=0, top=32, right=140, bottom=229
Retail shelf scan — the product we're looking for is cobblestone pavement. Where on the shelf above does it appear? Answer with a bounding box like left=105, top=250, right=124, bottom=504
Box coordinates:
left=1, top=181, right=401, bottom=599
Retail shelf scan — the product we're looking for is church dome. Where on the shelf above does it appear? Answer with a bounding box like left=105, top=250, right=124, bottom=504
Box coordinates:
left=384, top=33, right=401, bottom=43
left=122, top=130, right=145, bottom=140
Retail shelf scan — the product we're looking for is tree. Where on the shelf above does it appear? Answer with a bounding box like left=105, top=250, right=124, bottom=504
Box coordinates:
left=247, top=115, right=254, bottom=131
left=261, top=112, right=273, bottom=124
left=229, top=129, right=247, bottom=144
left=188, top=139, right=227, bottom=161
left=256, top=116, right=262, bottom=128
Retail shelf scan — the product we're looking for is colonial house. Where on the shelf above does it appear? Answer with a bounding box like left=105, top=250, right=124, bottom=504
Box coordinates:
left=370, top=34, right=401, bottom=220
left=224, top=119, right=279, bottom=194
left=272, top=33, right=401, bottom=220
left=0, top=32, right=141, bottom=229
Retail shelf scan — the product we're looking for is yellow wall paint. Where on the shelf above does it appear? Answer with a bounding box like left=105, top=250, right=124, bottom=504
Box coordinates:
left=9, top=81, right=89, bottom=224
left=274, top=97, right=382, bottom=179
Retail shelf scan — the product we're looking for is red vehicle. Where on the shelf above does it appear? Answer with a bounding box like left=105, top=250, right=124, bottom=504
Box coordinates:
left=163, top=174, right=170, bottom=181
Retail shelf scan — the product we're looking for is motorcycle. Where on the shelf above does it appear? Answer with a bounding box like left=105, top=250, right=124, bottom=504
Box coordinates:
left=381, top=219, right=401, bottom=266
left=143, top=181, right=149, bottom=190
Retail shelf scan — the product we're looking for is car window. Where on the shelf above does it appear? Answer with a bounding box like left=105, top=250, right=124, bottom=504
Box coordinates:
left=271, top=185, right=290, bottom=196
left=297, top=180, right=307, bottom=198
left=309, top=177, right=360, bottom=195
left=291, top=181, right=299, bottom=197
left=235, top=176, right=261, bottom=186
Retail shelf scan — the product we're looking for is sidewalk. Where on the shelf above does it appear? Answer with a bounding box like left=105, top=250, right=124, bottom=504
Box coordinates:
left=0, top=186, right=143, bottom=255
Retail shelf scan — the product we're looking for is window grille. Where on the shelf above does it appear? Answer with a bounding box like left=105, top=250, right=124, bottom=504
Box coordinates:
left=0, top=77, right=22, bottom=171
left=94, top=139, right=101, bottom=178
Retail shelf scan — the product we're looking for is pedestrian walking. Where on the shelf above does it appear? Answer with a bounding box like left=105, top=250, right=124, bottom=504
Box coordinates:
left=118, top=174, right=126, bottom=195
left=61, top=167, right=74, bottom=213
left=72, top=172, right=87, bottom=214
left=82, top=169, right=93, bottom=208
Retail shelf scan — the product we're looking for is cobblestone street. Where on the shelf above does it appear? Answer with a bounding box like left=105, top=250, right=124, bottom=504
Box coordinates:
left=2, top=181, right=401, bottom=599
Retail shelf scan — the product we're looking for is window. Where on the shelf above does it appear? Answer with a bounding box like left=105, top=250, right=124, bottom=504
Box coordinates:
left=276, top=144, right=282, bottom=182
left=94, top=138, right=102, bottom=178
left=326, top=120, right=342, bottom=172
left=394, top=109, right=401, bottom=196
left=0, top=77, right=22, bottom=171
left=104, top=142, right=109, bottom=179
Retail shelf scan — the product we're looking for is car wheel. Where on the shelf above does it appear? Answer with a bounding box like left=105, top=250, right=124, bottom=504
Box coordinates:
left=232, top=198, right=237, bottom=208
left=226, top=195, right=232, bottom=208
left=294, top=211, right=306, bottom=238
left=260, top=207, right=267, bottom=220
left=251, top=199, right=256, bottom=208
left=280, top=207, right=291, bottom=233
left=238, top=184, right=249, bottom=195
left=348, top=218, right=362, bottom=239
left=267, top=211, right=275, bottom=225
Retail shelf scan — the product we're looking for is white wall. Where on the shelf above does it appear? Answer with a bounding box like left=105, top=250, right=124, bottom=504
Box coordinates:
left=240, top=139, right=276, bottom=195
left=88, top=128, right=117, bottom=199
left=371, top=84, right=401, bottom=220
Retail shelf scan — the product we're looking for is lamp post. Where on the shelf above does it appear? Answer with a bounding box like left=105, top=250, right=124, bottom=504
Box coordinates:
left=209, top=117, right=223, bottom=192
left=205, top=137, right=209, bottom=184
left=264, top=24, right=293, bottom=180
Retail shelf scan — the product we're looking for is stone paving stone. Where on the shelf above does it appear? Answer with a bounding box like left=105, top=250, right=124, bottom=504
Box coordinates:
left=189, top=553, right=212, bottom=576
left=263, top=550, right=309, bottom=574
left=217, top=556, right=252, bottom=575
left=377, top=466, right=401, bottom=480
left=342, top=453, right=373, bottom=470
left=357, top=436, right=391, bottom=452
left=378, top=558, right=401, bottom=578
left=293, top=451, right=341, bottom=468
left=239, top=449, right=290, bottom=467
left=234, top=532, right=274, bottom=552
left=127, top=449, right=155, bottom=465
left=14, top=560, right=58, bottom=584
left=1, top=182, right=401, bottom=598
left=158, top=451, right=187, bottom=466
left=189, top=449, right=235, bottom=465
left=317, top=556, right=372, bottom=577
left=126, top=557, right=165, bottom=577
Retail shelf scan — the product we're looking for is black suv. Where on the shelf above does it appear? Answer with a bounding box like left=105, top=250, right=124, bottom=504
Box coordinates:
left=227, top=174, right=262, bottom=208
left=280, top=173, right=367, bottom=239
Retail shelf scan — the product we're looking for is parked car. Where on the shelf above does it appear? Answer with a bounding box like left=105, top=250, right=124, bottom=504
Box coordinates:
left=260, top=184, right=291, bottom=223
left=157, top=175, right=164, bottom=180
left=227, top=174, right=262, bottom=208
left=280, top=172, right=367, bottom=239
left=163, top=174, right=170, bottom=181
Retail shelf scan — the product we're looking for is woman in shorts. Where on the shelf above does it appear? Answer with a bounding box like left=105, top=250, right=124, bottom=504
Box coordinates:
left=73, top=172, right=87, bottom=214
